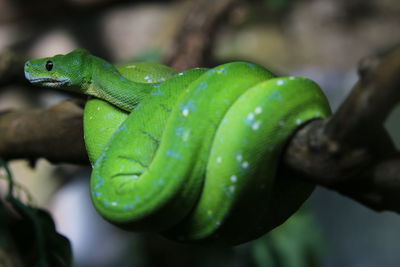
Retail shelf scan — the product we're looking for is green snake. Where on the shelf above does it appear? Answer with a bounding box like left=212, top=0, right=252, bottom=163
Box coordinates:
left=24, top=49, right=331, bottom=245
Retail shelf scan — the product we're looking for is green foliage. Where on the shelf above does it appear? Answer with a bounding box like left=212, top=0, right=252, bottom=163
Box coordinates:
left=0, top=159, right=72, bottom=267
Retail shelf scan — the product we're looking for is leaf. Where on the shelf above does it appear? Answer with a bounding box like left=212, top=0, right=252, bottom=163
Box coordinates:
left=0, top=159, right=72, bottom=267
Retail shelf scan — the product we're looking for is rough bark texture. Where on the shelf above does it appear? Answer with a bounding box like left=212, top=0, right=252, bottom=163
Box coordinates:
left=0, top=99, right=88, bottom=164
left=282, top=45, right=400, bottom=212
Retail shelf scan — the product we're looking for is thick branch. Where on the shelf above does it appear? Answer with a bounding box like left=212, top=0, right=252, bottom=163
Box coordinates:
left=283, top=44, right=400, bottom=212
left=326, top=45, right=400, bottom=145
left=0, top=99, right=87, bottom=164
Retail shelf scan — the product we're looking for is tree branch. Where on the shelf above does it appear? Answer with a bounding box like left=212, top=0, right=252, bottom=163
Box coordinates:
left=282, top=44, right=400, bottom=212
left=164, top=0, right=238, bottom=70
left=0, top=99, right=88, bottom=164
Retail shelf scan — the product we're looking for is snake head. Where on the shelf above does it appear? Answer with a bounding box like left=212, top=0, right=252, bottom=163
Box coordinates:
left=24, top=49, right=91, bottom=93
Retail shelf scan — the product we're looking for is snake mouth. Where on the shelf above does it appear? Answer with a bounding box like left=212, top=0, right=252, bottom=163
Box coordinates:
left=25, top=72, right=69, bottom=87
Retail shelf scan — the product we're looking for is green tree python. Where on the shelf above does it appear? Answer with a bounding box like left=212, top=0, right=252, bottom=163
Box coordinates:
left=24, top=49, right=331, bottom=245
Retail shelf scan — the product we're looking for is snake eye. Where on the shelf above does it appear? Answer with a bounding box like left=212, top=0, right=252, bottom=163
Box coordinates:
left=45, top=61, right=53, bottom=71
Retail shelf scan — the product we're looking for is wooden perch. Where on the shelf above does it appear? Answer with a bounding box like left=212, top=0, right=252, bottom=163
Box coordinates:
left=282, top=45, right=400, bottom=212
left=0, top=99, right=88, bottom=164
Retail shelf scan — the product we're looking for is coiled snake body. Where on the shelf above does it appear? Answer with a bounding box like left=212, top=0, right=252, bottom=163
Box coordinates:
left=25, top=50, right=331, bottom=245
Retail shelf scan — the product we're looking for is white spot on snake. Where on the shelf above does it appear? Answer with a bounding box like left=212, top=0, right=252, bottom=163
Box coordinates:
left=175, top=127, right=185, bottom=136
left=158, top=78, right=166, bottom=82
left=279, top=120, right=285, bottom=126
left=102, top=200, right=110, bottom=207
left=230, top=175, right=237, bottom=182
left=255, top=107, right=262, bottom=114
left=180, top=100, right=196, bottom=113
left=104, top=113, right=117, bottom=119
left=242, top=161, right=249, bottom=168
left=122, top=196, right=141, bottom=210
left=116, top=124, right=127, bottom=133
left=211, top=67, right=228, bottom=75
left=176, top=127, right=190, bottom=142
left=178, top=72, right=184, bottom=76
left=166, top=149, right=182, bottom=159
left=246, top=63, right=257, bottom=70
left=236, top=153, right=243, bottom=162
left=247, top=113, right=255, bottom=120
left=123, top=203, right=135, bottom=210
left=95, top=154, right=106, bottom=168
left=182, top=131, right=190, bottom=142
left=218, top=68, right=228, bottom=75
left=153, top=180, right=165, bottom=186
left=111, top=201, right=118, bottom=206
left=132, top=175, right=140, bottom=179
left=151, top=87, right=165, bottom=96
left=289, top=76, right=296, bottom=80
left=196, top=81, right=208, bottom=90
left=182, top=108, right=189, bottom=117
left=296, top=119, right=302, bottom=125
left=269, top=90, right=283, bottom=101
left=276, top=80, right=285, bottom=86
left=252, top=121, right=261, bottom=130
left=216, top=156, right=222, bottom=163
left=229, top=185, right=235, bottom=193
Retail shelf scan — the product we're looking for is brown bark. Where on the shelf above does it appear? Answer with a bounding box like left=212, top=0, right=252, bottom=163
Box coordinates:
left=282, top=45, right=400, bottom=212
left=0, top=99, right=88, bottom=164
left=164, top=0, right=239, bottom=70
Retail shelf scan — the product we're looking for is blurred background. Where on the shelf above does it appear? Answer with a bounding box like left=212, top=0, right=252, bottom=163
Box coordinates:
left=0, top=0, right=399, bottom=266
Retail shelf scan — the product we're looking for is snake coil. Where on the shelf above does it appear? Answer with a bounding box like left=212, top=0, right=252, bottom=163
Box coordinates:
left=24, top=50, right=331, bottom=245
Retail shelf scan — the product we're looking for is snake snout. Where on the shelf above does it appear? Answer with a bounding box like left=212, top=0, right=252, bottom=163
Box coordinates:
left=24, top=61, right=34, bottom=80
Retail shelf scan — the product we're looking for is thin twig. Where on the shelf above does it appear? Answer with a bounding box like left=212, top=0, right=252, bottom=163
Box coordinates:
left=165, top=0, right=238, bottom=70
